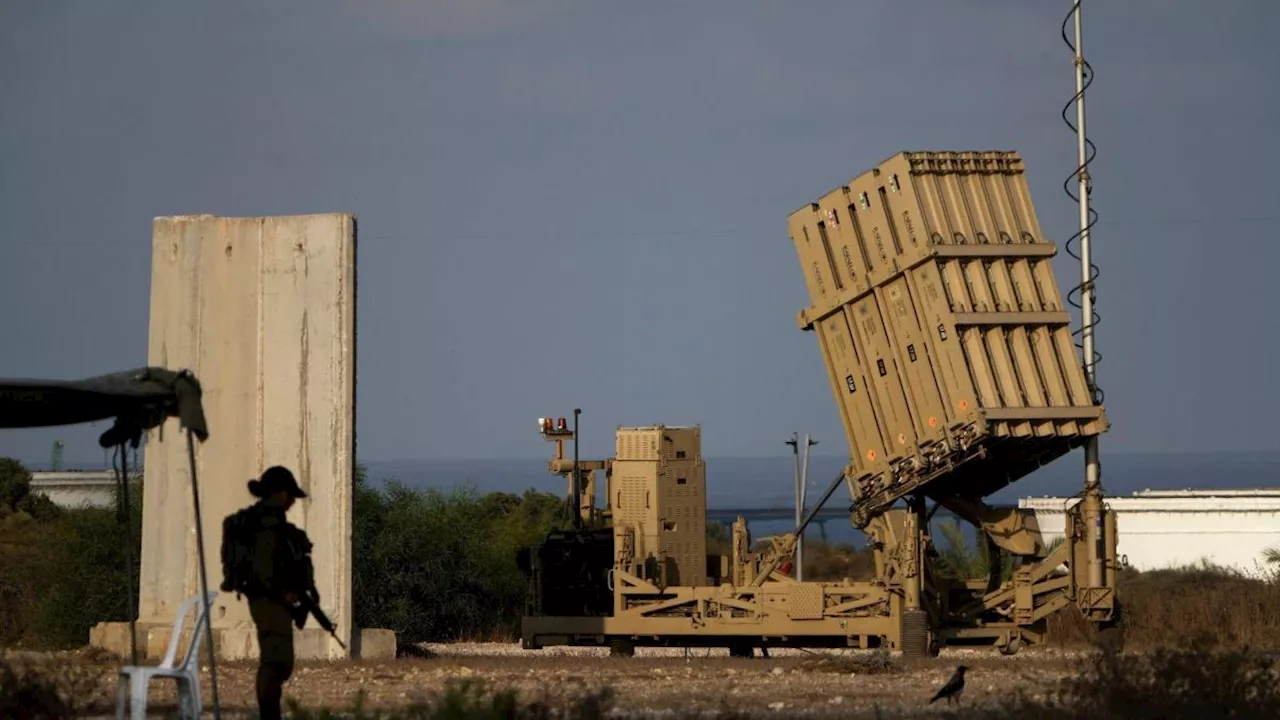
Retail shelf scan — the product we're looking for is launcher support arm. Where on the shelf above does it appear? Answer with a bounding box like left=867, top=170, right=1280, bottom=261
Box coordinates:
left=747, top=471, right=848, bottom=587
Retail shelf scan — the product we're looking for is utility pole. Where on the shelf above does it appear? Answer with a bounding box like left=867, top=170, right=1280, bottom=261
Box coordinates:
left=799, top=433, right=817, bottom=581
left=786, top=433, right=818, bottom=581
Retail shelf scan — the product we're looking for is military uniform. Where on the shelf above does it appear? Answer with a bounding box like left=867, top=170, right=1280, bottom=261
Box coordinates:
left=238, top=466, right=311, bottom=720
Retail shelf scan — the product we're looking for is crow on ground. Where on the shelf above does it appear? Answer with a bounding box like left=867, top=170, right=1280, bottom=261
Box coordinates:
left=929, top=665, right=968, bottom=705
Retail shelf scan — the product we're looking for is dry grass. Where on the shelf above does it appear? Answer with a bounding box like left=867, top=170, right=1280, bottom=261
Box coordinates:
left=284, top=681, right=628, bottom=720
left=0, top=652, right=113, bottom=719
left=976, top=640, right=1280, bottom=719
left=1046, top=563, right=1280, bottom=650
left=794, top=648, right=901, bottom=675
left=19, top=642, right=1280, bottom=719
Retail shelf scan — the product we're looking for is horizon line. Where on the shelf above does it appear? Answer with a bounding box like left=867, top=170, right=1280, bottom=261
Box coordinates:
left=17, top=448, right=1280, bottom=472
left=363, top=449, right=1280, bottom=464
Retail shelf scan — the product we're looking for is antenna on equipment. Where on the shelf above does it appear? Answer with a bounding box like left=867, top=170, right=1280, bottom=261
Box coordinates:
left=1064, top=0, right=1106, bottom=588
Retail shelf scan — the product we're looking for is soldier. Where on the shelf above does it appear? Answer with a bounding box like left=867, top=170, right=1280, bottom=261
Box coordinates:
left=242, top=466, right=310, bottom=720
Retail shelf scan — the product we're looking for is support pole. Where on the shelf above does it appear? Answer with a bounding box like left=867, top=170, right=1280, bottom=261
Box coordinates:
left=786, top=433, right=800, bottom=577
left=187, top=429, right=222, bottom=720
left=1071, top=0, right=1105, bottom=589
left=114, top=443, right=138, bottom=666
left=572, top=408, right=582, bottom=528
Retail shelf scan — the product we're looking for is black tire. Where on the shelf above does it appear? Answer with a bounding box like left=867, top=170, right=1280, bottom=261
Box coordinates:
left=609, top=638, right=635, bottom=657
left=999, top=635, right=1023, bottom=656
left=1092, top=602, right=1126, bottom=653
left=1092, top=622, right=1125, bottom=654
left=901, top=609, right=932, bottom=658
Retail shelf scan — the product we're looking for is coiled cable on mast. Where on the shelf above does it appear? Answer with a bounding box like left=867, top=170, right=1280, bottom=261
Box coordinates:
left=1060, top=1, right=1104, bottom=405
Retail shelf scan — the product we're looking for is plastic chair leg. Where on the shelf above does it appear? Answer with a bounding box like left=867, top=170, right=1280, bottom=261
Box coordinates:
left=190, top=671, right=203, bottom=717
left=129, top=673, right=149, bottom=720
left=175, top=678, right=191, bottom=719
left=115, top=673, right=128, bottom=720
left=177, top=674, right=203, bottom=720
left=189, top=675, right=204, bottom=720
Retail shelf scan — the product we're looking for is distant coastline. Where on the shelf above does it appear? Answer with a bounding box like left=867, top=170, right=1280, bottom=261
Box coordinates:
left=16, top=450, right=1280, bottom=509
left=364, top=450, right=1280, bottom=508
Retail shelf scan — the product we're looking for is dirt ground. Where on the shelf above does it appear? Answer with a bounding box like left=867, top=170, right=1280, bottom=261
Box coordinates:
left=13, top=643, right=1091, bottom=719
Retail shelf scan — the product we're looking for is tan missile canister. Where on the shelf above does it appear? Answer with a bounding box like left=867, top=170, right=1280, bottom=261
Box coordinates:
left=787, top=151, right=1108, bottom=518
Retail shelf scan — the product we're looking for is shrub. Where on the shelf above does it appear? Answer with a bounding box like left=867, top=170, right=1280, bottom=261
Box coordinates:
left=984, top=640, right=1280, bottom=718
left=0, top=457, right=33, bottom=511
left=284, top=680, right=758, bottom=720
left=351, top=471, right=569, bottom=644
left=285, top=681, right=617, bottom=720
left=0, top=466, right=141, bottom=649
left=1045, top=562, right=1280, bottom=650
left=0, top=655, right=107, bottom=719
left=802, top=541, right=876, bottom=580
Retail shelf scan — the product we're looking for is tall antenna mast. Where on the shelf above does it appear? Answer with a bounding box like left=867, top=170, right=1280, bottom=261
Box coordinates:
left=1066, top=0, right=1104, bottom=588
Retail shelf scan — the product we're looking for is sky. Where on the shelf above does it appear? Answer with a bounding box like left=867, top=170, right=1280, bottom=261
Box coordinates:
left=1, top=1, right=1278, bottom=467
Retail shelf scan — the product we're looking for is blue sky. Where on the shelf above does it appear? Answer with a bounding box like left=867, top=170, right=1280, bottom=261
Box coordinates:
left=1, top=1, right=1277, bottom=466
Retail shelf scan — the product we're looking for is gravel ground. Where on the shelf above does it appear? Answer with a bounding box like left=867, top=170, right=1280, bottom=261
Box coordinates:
left=9, top=643, right=1087, bottom=719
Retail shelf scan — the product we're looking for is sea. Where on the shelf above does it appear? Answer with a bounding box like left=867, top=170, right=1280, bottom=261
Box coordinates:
left=364, top=450, right=1280, bottom=549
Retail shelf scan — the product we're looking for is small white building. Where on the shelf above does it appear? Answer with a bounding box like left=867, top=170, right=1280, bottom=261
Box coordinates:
left=29, top=470, right=119, bottom=510
left=1018, top=488, right=1280, bottom=577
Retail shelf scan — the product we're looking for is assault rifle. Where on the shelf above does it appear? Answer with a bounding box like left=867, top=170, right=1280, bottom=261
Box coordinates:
left=279, top=523, right=348, bottom=651
left=289, top=587, right=347, bottom=651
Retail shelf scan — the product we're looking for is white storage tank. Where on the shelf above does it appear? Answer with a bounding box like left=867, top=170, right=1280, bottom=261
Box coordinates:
left=29, top=470, right=118, bottom=510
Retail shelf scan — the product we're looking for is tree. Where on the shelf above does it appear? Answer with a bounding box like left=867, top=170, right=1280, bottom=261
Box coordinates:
left=932, top=518, right=1013, bottom=583
left=0, top=457, right=33, bottom=511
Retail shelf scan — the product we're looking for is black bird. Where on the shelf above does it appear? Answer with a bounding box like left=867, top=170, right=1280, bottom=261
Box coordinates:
left=929, top=665, right=968, bottom=705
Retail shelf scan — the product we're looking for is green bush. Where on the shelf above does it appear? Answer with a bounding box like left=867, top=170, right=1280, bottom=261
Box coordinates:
left=0, top=457, right=33, bottom=510
left=0, top=458, right=61, bottom=521
left=0, top=461, right=141, bottom=649
left=351, top=469, right=569, bottom=643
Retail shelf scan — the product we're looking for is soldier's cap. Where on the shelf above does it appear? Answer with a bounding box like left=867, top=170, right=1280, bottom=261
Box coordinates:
left=248, top=465, right=307, bottom=499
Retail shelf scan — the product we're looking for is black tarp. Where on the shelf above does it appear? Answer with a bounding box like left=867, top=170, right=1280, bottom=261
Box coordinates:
left=0, top=366, right=221, bottom=716
left=0, top=367, right=208, bottom=447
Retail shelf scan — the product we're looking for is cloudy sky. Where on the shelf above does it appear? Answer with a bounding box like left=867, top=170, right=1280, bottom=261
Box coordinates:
left=1, top=1, right=1277, bottom=466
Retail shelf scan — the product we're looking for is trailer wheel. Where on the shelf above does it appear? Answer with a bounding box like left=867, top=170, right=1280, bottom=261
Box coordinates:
left=609, top=638, right=635, bottom=657
left=1091, top=602, right=1125, bottom=654
left=901, top=609, right=932, bottom=659
left=999, top=635, right=1023, bottom=656
left=1092, top=622, right=1125, bottom=654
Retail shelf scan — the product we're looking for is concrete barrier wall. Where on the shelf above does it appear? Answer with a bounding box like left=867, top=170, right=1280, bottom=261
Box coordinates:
left=137, top=213, right=356, bottom=658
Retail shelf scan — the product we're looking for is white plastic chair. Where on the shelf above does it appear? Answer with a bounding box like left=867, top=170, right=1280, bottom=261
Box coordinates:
left=115, top=591, right=217, bottom=720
